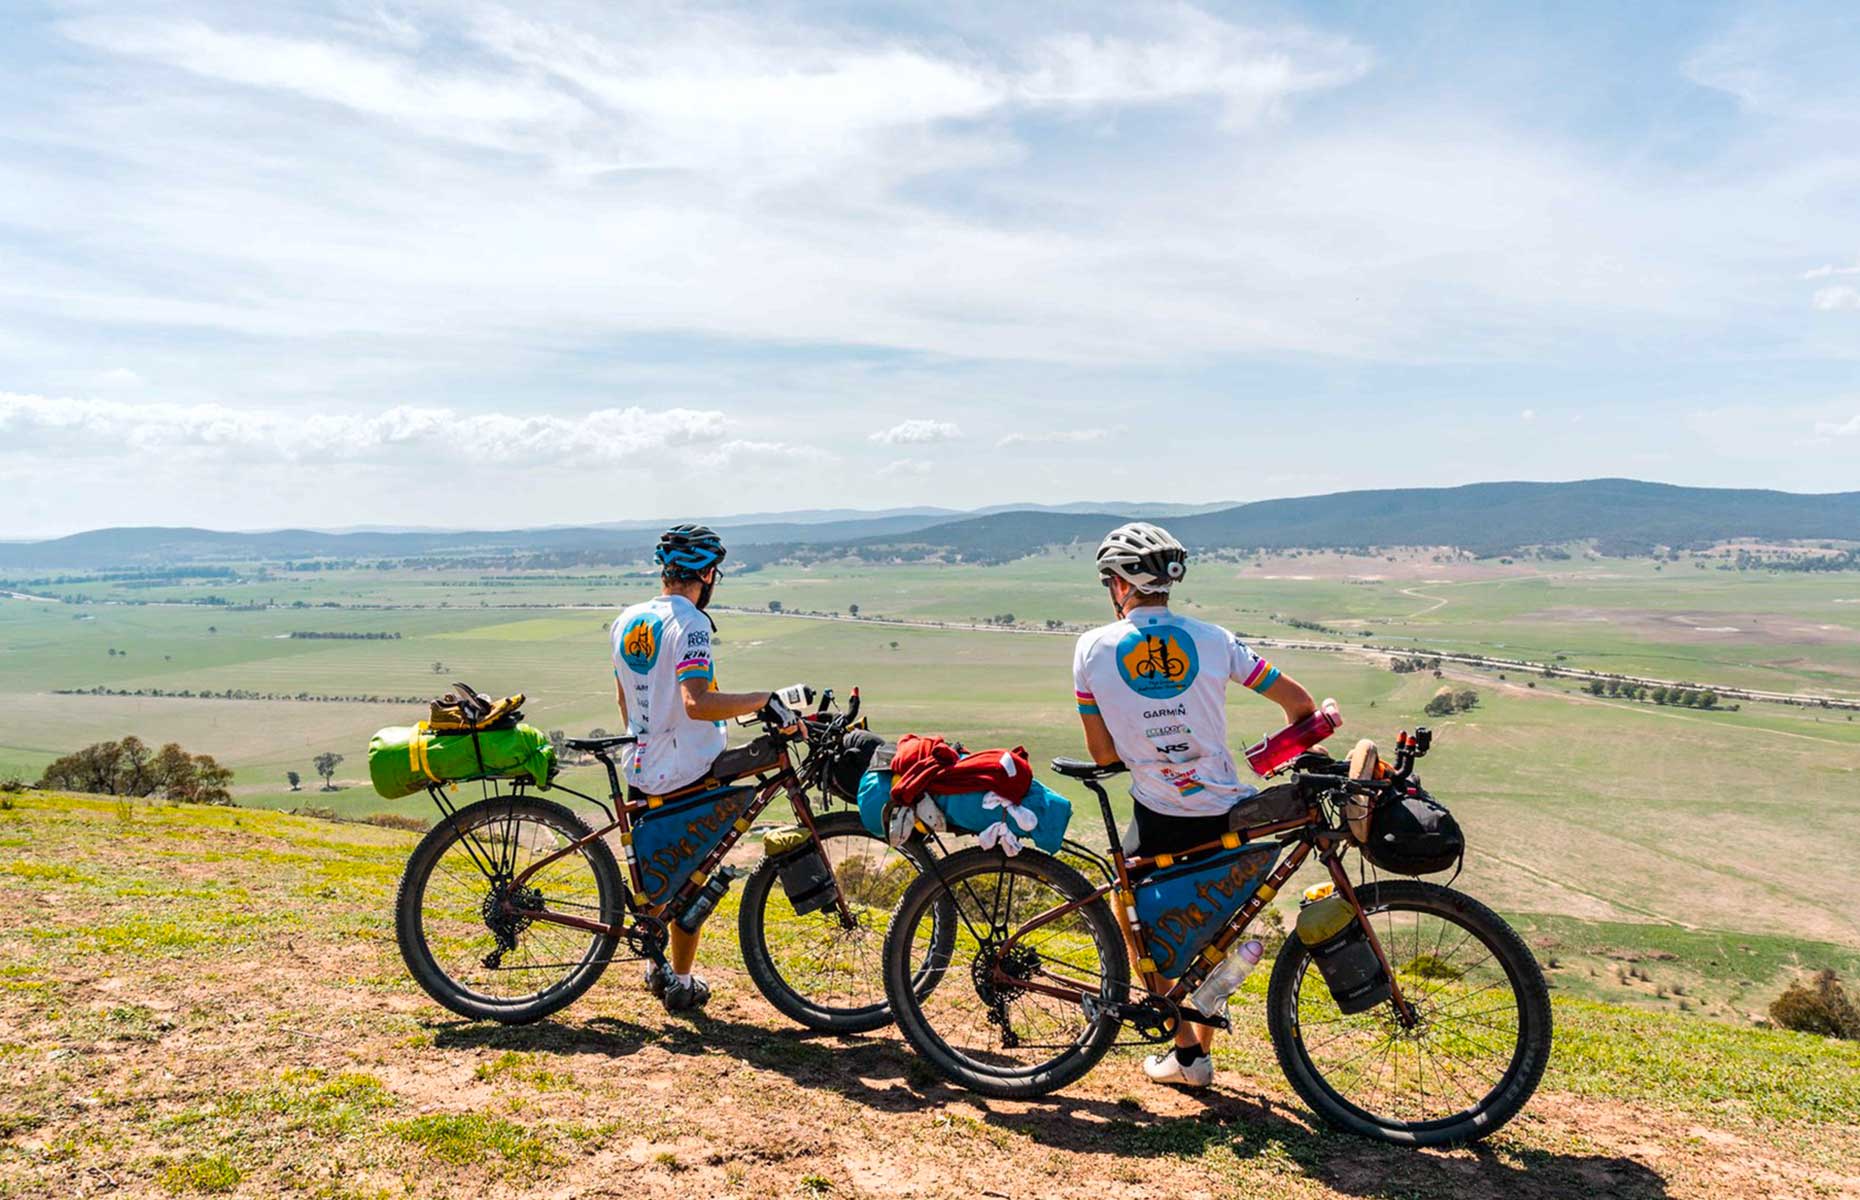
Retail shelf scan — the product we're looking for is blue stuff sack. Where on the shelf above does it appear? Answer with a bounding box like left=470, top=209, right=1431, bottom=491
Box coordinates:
left=1134, top=844, right=1279, bottom=977
left=630, top=785, right=758, bottom=906
left=856, top=770, right=1073, bottom=854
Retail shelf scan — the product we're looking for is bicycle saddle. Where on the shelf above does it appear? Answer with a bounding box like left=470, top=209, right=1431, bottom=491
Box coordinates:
left=1050, top=757, right=1128, bottom=780
left=564, top=733, right=637, bottom=753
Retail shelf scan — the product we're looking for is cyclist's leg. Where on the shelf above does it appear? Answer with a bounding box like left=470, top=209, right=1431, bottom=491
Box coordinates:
left=1130, top=804, right=1230, bottom=1053
left=670, top=925, right=700, bottom=975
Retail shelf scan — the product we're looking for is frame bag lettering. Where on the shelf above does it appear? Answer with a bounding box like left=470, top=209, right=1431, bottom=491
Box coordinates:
left=1133, top=845, right=1278, bottom=978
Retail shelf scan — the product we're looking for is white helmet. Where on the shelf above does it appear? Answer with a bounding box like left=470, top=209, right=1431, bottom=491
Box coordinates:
left=1096, top=522, right=1188, bottom=592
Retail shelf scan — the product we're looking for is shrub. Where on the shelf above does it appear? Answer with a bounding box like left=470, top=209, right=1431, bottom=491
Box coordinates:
left=1770, top=970, right=1860, bottom=1039
left=365, top=813, right=430, bottom=832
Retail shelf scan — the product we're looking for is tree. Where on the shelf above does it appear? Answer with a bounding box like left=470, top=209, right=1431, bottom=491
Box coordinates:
left=286, top=770, right=302, bottom=791
left=313, top=752, right=344, bottom=791
left=1454, top=689, right=1480, bottom=711
left=117, top=736, right=155, bottom=796
left=848, top=603, right=860, bottom=618
left=1697, top=691, right=1719, bottom=710
left=431, top=661, right=445, bottom=674
left=768, top=599, right=782, bottom=613
left=547, top=730, right=568, bottom=761
left=1586, top=680, right=1605, bottom=696
left=187, top=755, right=235, bottom=805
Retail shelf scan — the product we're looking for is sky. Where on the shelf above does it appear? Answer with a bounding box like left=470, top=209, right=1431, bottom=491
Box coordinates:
left=1, top=0, right=1857, bottom=537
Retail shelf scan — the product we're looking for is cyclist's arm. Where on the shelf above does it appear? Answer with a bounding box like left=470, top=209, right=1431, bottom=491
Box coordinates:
left=615, top=671, right=628, bottom=726
left=1261, top=672, right=1317, bottom=725
left=1077, top=710, right=1122, bottom=766
left=678, top=678, right=775, bottom=723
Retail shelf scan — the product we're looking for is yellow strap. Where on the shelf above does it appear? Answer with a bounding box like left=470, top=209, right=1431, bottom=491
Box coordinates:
left=409, top=721, right=440, bottom=783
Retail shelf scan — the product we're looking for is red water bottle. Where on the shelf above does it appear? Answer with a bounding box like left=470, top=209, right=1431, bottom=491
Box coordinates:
left=1244, top=698, right=1343, bottom=777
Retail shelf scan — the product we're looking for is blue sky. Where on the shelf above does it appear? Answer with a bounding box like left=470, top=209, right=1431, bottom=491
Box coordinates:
left=0, top=0, right=1856, bottom=535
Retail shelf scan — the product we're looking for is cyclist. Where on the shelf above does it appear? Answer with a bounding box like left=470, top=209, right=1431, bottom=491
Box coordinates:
left=1072, top=522, right=1318, bottom=1088
left=613, top=523, right=799, bottom=1012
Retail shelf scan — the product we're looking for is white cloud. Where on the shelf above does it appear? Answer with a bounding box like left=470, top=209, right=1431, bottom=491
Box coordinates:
left=1812, top=286, right=1860, bottom=312
left=870, top=419, right=963, bottom=446
left=1803, top=259, right=1860, bottom=280
left=92, top=367, right=144, bottom=388
left=997, top=428, right=1110, bottom=448
left=1814, top=414, right=1860, bottom=438
left=0, top=393, right=728, bottom=466
left=876, top=457, right=932, bottom=477
left=1520, top=409, right=1536, bottom=422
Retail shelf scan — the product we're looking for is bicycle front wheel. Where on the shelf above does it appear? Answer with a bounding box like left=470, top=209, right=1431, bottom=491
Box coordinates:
left=1265, top=879, right=1551, bottom=1146
left=737, top=810, right=948, bottom=1033
left=882, top=846, right=1128, bottom=1099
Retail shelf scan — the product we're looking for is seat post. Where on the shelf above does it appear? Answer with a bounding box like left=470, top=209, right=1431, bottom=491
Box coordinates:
left=1090, top=780, right=1128, bottom=863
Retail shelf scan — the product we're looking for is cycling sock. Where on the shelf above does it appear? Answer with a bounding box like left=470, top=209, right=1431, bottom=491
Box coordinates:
left=1173, top=1043, right=1207, bottom=1067
left=674, top=972, right=692, bottom=988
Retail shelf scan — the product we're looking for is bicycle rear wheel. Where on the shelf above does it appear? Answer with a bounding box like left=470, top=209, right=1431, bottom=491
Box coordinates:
left=1265, top=879, right=1551, bottom=1146
left=395, top=795, right=622, bottom=1025
left=882, top=847, right=1128, bottom=1098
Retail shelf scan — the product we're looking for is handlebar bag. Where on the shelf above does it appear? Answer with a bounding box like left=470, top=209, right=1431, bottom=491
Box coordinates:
left=630, top=785, right=759, bottom=906
left=1133, top=844, right=1279, bottom=977
left=856, top=770, right=1073, bottom=854
left=367, top=722, right=556, bottom=800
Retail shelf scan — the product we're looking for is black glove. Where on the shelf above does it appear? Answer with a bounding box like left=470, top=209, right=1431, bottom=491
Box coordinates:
left=760, top=693, right=800, bottom=731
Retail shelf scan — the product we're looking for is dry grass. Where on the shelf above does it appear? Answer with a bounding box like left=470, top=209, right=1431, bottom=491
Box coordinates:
left=1, top=792, right=1858, bottom=1199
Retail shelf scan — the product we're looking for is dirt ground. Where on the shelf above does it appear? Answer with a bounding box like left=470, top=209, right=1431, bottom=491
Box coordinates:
left=6, top=931, right=1858, bottom=1200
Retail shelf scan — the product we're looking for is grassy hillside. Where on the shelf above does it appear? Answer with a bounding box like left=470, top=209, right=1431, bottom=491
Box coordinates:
left=2, top=791, right=1858, bottom=1199
left=6, top=480, right=1858, bottom=571
left=832, top=479, right=1860, bottom=562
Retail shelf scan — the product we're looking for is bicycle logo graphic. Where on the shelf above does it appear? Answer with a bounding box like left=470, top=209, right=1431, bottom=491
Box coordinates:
left=619, top=615, right=662, bottom=672
left=1116, top=627, right=1199, bottom=698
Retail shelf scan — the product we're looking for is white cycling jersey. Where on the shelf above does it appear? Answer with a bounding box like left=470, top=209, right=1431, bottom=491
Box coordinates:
left=1072, top=605, right=1280, bottom=817
left=612, top=593, right=725, bottom=795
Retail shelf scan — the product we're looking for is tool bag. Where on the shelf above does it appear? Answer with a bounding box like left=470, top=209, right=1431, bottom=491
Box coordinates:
left=367, top=722, right=556, bottom=800
left=855, top=770, right=1073, bottom=854
left=630, top=785, right=759, bottom=907
left=1132, top=843, right=1279, bottom=978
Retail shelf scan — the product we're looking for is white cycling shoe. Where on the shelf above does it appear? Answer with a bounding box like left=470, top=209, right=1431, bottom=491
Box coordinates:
left=1142, top=1048, right=1214, bottom=1089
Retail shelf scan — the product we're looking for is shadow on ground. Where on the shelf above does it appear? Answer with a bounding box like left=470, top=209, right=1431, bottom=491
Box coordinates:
left=430, top=1009, right=1669, bottom=1200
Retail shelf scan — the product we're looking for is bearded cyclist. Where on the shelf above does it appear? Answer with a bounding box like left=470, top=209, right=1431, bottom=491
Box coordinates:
left=1072, top=522, right=1318, bottom=1088
left=613, top=524, right=799, bottom=1012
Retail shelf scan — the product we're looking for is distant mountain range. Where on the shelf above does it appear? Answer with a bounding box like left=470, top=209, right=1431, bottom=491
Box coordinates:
left=3, top=480, right=1855, bottom=570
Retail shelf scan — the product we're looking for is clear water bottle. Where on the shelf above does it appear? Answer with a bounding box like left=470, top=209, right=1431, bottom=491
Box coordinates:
left=1187, top=938, right=1265, bottom=1018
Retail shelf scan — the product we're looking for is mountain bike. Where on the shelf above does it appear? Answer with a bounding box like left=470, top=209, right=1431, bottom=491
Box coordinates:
left=879, top=731, right=1550, bottom=1146
left=393, top=688, right=951, bottom=1032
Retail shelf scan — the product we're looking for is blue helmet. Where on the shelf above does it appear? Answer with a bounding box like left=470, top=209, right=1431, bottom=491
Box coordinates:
left=655, top=524, right=727, bottom=580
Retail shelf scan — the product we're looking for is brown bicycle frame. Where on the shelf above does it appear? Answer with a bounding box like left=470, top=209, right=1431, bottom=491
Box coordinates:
left=991, top=800, right=1415, bottom=1025
left=475, top=739, right=851, bottom=941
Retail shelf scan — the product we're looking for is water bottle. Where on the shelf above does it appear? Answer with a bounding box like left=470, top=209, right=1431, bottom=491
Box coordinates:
left=675, top=867, right=743, bottom=934
left=1243, top=698, right=1343, bottom=777
left=1187, top=938, right=1265, bottom=1018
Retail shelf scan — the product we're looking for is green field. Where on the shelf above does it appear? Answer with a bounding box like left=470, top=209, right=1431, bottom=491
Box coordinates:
left=3, top=553, right=1859, bottom=1028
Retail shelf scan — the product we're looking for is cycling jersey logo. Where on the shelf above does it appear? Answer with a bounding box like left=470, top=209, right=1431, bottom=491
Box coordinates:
left=619, top=614, right=663, bottom=673
left=1115, top=626, right=1199, bottom=698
